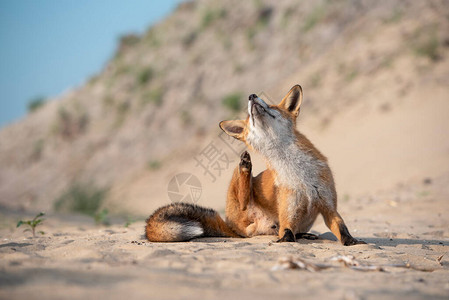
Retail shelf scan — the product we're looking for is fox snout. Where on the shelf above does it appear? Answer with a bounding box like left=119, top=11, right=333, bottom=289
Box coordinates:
left=248, top=95, right=275, bottom=121
left=248, top=94, right=268, bottom=108
left=249, top=94, right=257, bottom=101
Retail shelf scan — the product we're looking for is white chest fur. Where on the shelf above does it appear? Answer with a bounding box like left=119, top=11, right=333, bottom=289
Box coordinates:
left=248, top=127, right=335, bottom=209
left=270, top=143, right=335, bottom=212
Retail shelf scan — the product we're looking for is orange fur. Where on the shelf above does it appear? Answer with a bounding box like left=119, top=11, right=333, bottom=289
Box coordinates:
left=220, top=85, right=363, bottom=245
left=146, top=85, right=363, bottom=246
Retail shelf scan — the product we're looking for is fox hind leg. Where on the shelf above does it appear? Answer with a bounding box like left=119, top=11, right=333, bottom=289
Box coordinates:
left=322, top=210, right=365, bottom=246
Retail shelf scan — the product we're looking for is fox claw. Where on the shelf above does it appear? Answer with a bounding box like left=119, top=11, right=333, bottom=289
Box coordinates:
left=276, top=229, right=296, bottom=243
left=343, top=237, right=366, bottom=246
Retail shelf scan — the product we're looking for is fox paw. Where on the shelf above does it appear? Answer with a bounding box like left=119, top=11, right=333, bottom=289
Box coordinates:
left=276, top=229, right=296, bottom=243
left=239, top=151, right=252, bottom=173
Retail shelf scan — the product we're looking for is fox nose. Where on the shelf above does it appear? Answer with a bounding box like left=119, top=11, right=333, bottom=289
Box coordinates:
left=249, top=94, right=257, bottom=101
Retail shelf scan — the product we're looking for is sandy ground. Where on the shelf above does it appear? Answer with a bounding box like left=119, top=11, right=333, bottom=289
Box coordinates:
left=1, top=173, right=448, bottom=300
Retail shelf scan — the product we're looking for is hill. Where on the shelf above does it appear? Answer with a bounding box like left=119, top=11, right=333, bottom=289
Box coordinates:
left=0, top=0, right=448, bottom=218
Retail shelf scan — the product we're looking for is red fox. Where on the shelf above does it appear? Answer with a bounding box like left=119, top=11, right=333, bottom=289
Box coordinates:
left=146, top=85, right=364, bottom=246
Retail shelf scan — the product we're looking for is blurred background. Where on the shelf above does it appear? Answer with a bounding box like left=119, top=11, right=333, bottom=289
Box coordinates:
left=0, top=0, right=448, bottom=224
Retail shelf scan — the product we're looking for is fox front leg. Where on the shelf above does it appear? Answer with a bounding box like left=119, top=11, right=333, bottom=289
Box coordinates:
left=237, top=151, right=252, bottom=211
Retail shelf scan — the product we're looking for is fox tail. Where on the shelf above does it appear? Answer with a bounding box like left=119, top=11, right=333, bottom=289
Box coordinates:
left=145, top=202, right=239, bottom=242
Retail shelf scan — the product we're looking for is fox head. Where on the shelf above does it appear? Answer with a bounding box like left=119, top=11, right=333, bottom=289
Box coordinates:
left=219, top=85, right=303, bottom=153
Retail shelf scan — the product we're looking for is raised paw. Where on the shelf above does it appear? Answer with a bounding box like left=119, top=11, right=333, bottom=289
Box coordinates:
left=276, top=229, right=296, bottom=243
left=239, top=151, right=252, bottom=172
left=295, top=232, right=319, bottom=240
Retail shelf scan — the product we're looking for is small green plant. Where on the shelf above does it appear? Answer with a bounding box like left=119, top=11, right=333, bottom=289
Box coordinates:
left=94, top=209, right=110, bottom=226
left=253, top=0, right=263, bottom=9
left=142, top=88, right=164, bottom=106
left=345, top=69, right=359, bottom=82
left=246, top=26, right=257, bottom=46
left=302, top=5, right=326, bottom=32
left=257, top=6, right=273, bottom=28
left=147, top=160, right=161, bottom=170
left=222, top=93, right=242, bottom=112
left=17, top=212, right=45, bottom=237
left=145, top=29, right=161, bottom=48
left=114, top=64, right=133, bottom=77
left=54, top=183, right=107, bottom=218
left=180, top=110, right=193, bottom=125
left=417, top=190, right=430, bottom=198
left=233, top=63, right=244, bottom=74
left=137, top=67, right=154, bottom=86
left=124, top=216, right=137, bottom=228
left=201, top=10, right=215, bottom=28
left=281, top=7, right=295, bottom=28
left=27, top=96, right=46, bottom=113
left=201, top=8, right=226, bottom=29
left=180, top=110, right=192, bottom=125
left=413, top=30, right=440, bottom=61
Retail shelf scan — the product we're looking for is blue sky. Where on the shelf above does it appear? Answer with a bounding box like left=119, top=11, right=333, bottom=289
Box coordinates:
left=0, top=0, right=184, bottom=127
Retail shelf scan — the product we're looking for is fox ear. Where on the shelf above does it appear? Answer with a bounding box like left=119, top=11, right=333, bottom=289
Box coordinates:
left=280, top=85, right=303, bottom=117
left=219, top=120, right=246, bottom=140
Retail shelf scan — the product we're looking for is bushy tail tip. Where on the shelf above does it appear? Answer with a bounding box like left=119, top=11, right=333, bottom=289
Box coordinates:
left=146, top=220, right=204, bottom=242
